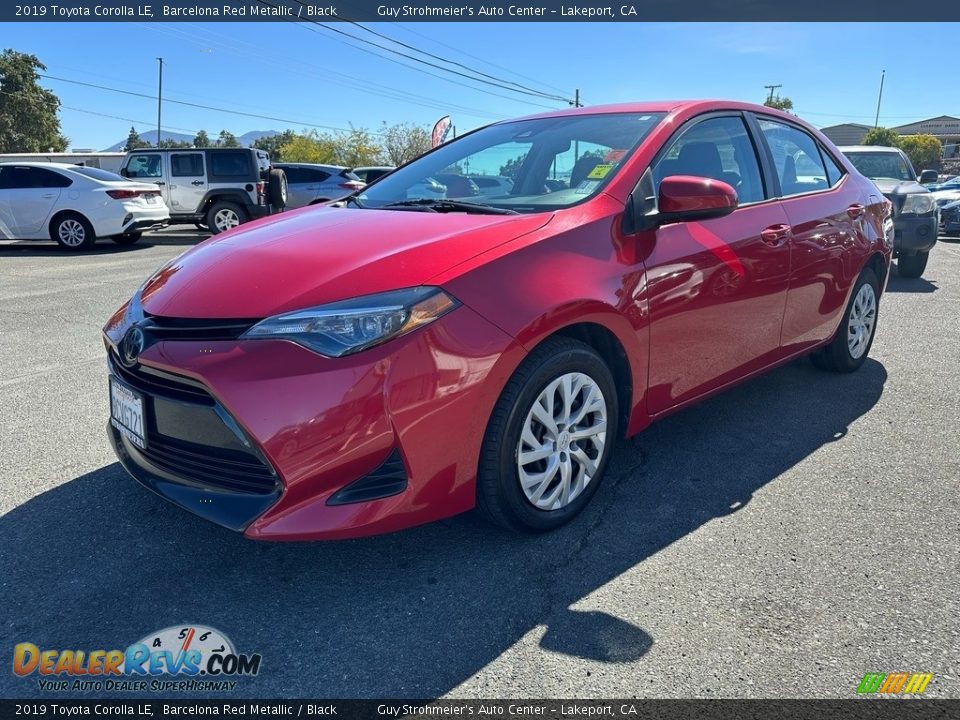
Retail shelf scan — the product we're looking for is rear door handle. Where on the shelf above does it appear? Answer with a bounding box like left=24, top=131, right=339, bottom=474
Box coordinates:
left=41, top=193, right=56, bottom=198
left=847, top=203, right=865, bottom=219
left=191, top=180, right=204, bottom=186
left=760, top=223, right=792, bottom=246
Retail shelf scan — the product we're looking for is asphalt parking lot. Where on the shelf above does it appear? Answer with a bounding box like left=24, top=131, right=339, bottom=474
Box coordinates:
left=1, top=227, right=958, bottom=699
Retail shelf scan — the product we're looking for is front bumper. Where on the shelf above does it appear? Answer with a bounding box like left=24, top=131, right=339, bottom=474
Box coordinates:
left=893, top=214, right=939, bottom=255
left=103, top=304, right=524, bottom=540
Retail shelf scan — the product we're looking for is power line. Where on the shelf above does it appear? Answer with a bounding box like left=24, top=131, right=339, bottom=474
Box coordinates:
left=261, top=0, right=570, bottom=107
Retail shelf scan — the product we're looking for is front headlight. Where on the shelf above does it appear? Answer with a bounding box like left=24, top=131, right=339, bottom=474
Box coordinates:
left=900, top=193, right=936, bottom=215
left=241, top=287, right=459, bottom=357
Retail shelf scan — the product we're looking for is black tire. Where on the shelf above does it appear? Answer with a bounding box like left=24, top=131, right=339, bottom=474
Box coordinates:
left=110, top=232, right=142, bottom=245
left=206, top=201, right=247, bottom=235
left=268, top=168, right=288, bottom=209
left=477, top=337, right=619, bottom=532
left=810, top=267, right=880, bottom=373
left=897, top=251, right=929, bottom=278
left=49, top=212, right=96, bottom=251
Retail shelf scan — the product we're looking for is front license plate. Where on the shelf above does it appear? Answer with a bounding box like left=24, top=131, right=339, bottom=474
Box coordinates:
left=110, top=377, right=146, bottom=449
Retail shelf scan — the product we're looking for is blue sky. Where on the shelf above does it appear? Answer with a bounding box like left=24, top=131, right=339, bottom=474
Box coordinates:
left=9, top=22, right=957, bottom=150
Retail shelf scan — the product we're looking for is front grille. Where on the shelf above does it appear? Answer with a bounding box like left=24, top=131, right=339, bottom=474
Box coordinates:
left=110, top=353, right=212, bottom=404
left=143, top=313, right=258, bottom=341
left=136, top=435, right=277, bottom=495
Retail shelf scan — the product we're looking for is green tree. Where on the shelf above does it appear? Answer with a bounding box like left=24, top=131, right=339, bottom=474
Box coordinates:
left=124, top=126, right=150, bottom=151
left=193, top=129, right=211, bottom=147
left=253, top=130, right=297, bottom=162
left=862, top=127, right=900, bottom=147
left=216, top=130, right=239, bottom=148
left=0, top=49, right=69, bottom=152
left=763, top=95, right=794, bottom=113
left=499, top=154, right=526, bottom=180
left=331, top=125, right=382, bottom=167
left=896, top=134, right=942, bottom=172
left=159, top=138, right=191, bottom=149
left=380, top=122, right=431, bottom=166
left=279, top=131, right=339, bottom=164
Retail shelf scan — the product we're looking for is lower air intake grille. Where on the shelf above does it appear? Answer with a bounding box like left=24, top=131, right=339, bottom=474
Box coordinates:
left=327, top=450, right=408, bottom=505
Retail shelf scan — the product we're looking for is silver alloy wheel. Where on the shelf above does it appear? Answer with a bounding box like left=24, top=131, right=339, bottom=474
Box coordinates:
left=517, top=372, right=608, bottom=511
left=847, top=282, right=877, bottom=360
left=58, top=219, right=86, bottom=247
left=214, top=208, right=240, bottom=231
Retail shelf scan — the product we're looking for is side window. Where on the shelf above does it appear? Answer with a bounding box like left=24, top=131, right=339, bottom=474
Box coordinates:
left=171, top=153, right=204, bottom=177
left=281, top=167, right=305, bottom=184
left=306, top=169, right=331, bottom=183
left=126, top=154, right=162, bottom=179
left=654, top=116, right=765, bottom=204
left=819, top=146, right=845, bottom=187
left=209, top=151, right=251, bottom=178
left=30, top=167, right=72, bottom=188
left=757, top=119, right=829, bottom=196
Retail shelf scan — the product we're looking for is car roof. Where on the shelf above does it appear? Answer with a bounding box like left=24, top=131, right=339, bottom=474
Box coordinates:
left=353, top=166, right=393, bottom=171
left=275, top=162, right=347, bottom=171
left=504, top=99, right=796, bottom=123
left=838, top=145, right=904, bottom=153
left=0, top=161, right=79, bottom=169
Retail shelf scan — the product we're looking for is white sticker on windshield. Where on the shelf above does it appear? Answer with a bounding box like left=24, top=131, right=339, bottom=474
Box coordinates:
left=575, top=180, right=600, bottom=194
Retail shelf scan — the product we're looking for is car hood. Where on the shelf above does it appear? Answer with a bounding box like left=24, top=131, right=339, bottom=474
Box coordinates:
left=140, top=206, right=551, bottom=318
left=870, top=178, right=928, bottom=197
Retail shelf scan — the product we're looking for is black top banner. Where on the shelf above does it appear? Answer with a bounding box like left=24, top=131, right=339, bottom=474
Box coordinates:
left=3, top=0, right=960, bottom=22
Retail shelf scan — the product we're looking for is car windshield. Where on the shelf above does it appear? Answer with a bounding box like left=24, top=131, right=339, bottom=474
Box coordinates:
left=845, top=151, right=914, bottom=181
left=357, top=112, right=665, bottom=213
left=69, top=166, right=126, bottom=182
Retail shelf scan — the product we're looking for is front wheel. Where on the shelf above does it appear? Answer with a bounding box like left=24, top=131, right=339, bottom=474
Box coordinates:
left=477, top=337, right=619, bottom=532
left=897, top=251, right=929, bottom=278
left=810, top=267, right=880, bottom=373
left=50, top=213, right=96, bottom=251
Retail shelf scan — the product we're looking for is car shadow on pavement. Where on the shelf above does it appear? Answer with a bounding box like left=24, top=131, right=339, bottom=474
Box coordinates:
left=886, top=273, right=938, bottom=294
left=0, top=357, right=886, bottom=699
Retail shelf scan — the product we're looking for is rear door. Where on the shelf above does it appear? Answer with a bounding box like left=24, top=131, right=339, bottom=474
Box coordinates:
left=283, top=166, right=326, bottom=208
left=167, top=152, right=206, bottom=214
left=0, top=166, right=70, bottom=237
left=645, top=113, right=793, bottom=413
left=753, top=115, right=862, bottom=351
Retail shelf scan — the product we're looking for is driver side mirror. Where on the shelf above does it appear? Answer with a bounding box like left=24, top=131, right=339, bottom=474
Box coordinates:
left=657, top=175, right=738, bottom=225
left=919, top=169, right=938, bottom=184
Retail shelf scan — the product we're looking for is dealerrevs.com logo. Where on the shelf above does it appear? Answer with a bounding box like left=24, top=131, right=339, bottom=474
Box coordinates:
left=13, top=625, right=262, bottom=692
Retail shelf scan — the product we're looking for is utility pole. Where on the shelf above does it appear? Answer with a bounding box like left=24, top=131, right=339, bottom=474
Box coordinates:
left=764, top=84, right=782, bottom=104
left=874, top=70, right=885, bottom=128
left=156, top=57, right=164, bottom=148
left=573, top=89, right=581, bottom=161
left=574, top=88, right=581, bottom=108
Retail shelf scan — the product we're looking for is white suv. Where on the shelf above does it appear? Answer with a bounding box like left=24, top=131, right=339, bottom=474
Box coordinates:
left=119, top=147, right=287, bottom=233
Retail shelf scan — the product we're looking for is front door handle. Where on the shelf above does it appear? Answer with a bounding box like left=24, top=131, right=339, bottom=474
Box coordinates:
left=847, top=203, right=865, bottom=219
left=191, top=180, right=204, bottom=186
left=41, top=193, right=56, bottom=198
left=154, top=181, right=165, bottom=186
left=760, top=223, right=792, bottom=246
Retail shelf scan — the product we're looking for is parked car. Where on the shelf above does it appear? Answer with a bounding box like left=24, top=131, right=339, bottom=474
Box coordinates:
left=469, top=175, right=514, bottom=197
left=351, top=166, right=394, bottom=184
left=839, top=145, right=938, bottom=278
left=119, top=147, right=286, bottom=234
left=0, top=162, right=169, bottom=250
left=406, top=177, right=446, bottom=199
left=105, top=100, right=891, bottom=541
left=274, top=163, right=365, bottom=209
left=940, top=198, right=960, bottom=236
left=434, top=173, right=480, bottom=198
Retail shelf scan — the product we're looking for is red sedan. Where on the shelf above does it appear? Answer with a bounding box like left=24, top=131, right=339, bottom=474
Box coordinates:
left=104, top=100, right=891, bottom=540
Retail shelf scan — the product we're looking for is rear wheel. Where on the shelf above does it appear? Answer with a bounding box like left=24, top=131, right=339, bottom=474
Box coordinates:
left=50, top=212, right=96, bottom=251
left=810, top=267, right=880, bottom=373
left=207, top=201, right=247, bottom=234
left=897, top=251, right=928, bottom=278
left=110, top=232, right=142, bottom=245
left=477, top=337, right=619, bottom=532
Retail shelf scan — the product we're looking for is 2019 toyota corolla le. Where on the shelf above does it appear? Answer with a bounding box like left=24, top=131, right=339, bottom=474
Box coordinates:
left=103, top=101, right=892, bottom=540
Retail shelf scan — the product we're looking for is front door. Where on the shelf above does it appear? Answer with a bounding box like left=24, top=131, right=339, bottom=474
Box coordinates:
left=645, top=114, right=792, bottom=413
left=124, top=152, right=165, bottom=201
left=168, top=152, right=207, bottom=214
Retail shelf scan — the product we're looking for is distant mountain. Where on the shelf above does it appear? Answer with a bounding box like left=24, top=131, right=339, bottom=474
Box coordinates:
left=102, top=129, right=280, bottom=152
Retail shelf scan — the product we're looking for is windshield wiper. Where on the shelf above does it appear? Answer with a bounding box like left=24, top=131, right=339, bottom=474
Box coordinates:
left=382, top=198, right=518, bottom=215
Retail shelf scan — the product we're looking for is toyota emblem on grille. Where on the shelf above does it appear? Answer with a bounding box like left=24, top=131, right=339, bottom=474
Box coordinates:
left=120, top=326, right=146, bottom=367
